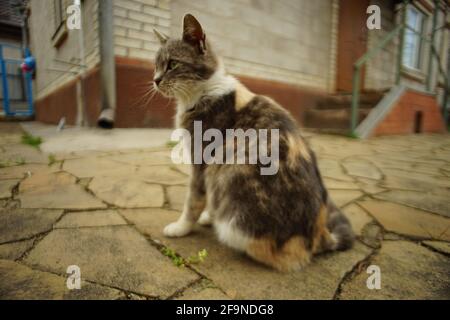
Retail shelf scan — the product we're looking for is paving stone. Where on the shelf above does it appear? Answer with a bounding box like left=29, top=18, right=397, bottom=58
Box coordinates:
left=25, top=226, right=198, bottom=298
left=317, top=158, right=354, bottom=182
left=380, top=168, right=450, bottom=189
left=138, top=166, right=188, bottom=185
left=355, top=177, right=386, bottom=194
left=0, top=208, right=63, bottom=244
left=381, top=174, right=440, bottom=192
left=0, top=239, right=34, bottom=260
left=358, top=199, right=450, bottom=241
left=63, top=157, right=136, bottom=179
left=342, top=160, right=382, bottom=180
left=176, top=280, right=230, bottom=300
left=0, top=163, right=59, bottom=180
left=171, top=164, right=191, bottom=176
left=0, top=144, right=48, bottom=165
left=167, top=185, right=187, bottom=211
left=422, top=241, right=450, bottom=255
left=339, top=241, right=450, bottom=299
left=328, top=190, right=364, bottom=208
left=0, top=179, right=19, bottom=199
left=360, top=223, right=383, bottom=249
left=0, top=259, right=124, bottom=299
left=374, top=190, right=450, bottom=218
left=55, top=210, right=128, bottom=228
left=323, top=178, right=359, bottom=190
left=89, top=176, right=164, bottom=208
left=107, top=150, right=173, bottom=166
left=120, top=208, right=373, bottom=299
left=18, top=172, right=106, bottom=210
left=342, top=204, right=373, bottom=237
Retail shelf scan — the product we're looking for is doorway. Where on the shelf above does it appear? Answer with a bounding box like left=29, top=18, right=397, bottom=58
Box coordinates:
left=336, top=0, right=370, bottom=92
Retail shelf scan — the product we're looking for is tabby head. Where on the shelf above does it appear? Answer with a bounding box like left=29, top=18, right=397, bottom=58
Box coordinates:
left=153, top=14, right=219, bottom=99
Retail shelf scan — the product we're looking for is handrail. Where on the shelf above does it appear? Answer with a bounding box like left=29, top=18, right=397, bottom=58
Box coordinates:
left=350, top=4, right=450, bottom=135
left=350, top=24, right=403, bottom=134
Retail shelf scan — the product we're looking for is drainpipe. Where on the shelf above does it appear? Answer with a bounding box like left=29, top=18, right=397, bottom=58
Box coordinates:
left=97, top=0, right=116, bottom=129
left=426, top=0, right=438, bottom=92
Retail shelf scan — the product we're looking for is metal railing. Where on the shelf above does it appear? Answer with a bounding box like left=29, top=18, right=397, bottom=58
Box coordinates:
left=350, top=0, right=449, bottom=135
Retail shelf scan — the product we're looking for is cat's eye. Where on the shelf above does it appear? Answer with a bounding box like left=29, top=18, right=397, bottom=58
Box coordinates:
left=167, top=60, right=179, bottom=71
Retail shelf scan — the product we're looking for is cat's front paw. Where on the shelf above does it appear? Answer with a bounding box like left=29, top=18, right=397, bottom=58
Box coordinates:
left=198, top=210, right=212, bottom=226
left=163, top=220, right=193, bottom=237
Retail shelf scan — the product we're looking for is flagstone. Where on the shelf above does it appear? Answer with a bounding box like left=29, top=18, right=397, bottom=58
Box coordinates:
left=120, top=208, right=373, bottom=299
left=63, top=157, right=136, bottom=179
left=0, top=208, right=63, bottom=243
left=0, top=239, right=34, bottom=260
left=323, top=178, right=359, bottom=190
left=0, top=179, right=19, bottom=199
left=0, top=163, right=59, bottom=180
left=167, top=186, right=187, bottom=211
left=25, top=226, right=198, bottom=298
left=138, top=166, right=188, bottom=185
left=374, top=190, right=450, bottom=218
left=358, top=199, right=450, bottom=241
left=0, top=259, right=124, bottom=299
left=18, top=172, right=106, bottom=210
left=342, top=204, right=373, bottom=237
left=89, top=176, right=164, bottom=208
left=55, top=210, right=128, bottom=228
left=422, top=241, right=450, bottom=255
left=328, top=190, right=364, bottom=208
left=342, top=160, right=382, bottom=180
left=339, top=241, right=450, bottom=299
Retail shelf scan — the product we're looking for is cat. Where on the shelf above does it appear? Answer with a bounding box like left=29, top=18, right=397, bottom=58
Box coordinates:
left=152, top=14, right=354, bottom=271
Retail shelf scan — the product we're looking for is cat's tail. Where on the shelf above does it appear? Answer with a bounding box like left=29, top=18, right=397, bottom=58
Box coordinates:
left=326, top=199, right=355, bottom=251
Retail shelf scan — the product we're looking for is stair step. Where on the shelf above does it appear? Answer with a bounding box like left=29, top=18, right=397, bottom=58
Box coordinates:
left=304, top=108, right=371, bottom=130
left=316, top=92, right=384, bottom=108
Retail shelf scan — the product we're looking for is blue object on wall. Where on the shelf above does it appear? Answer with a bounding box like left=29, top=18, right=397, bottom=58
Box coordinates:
left=0, top=43, right=34, bottom=117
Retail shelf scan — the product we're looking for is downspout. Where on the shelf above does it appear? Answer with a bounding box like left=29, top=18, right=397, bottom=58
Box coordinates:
left=426, top=0, right=438, bottom=91
left=97, top=0, right=116, bottom=129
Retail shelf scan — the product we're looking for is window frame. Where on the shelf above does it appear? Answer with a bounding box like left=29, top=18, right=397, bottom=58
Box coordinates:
left=402, top=5, right=426, bottom=71
left=51, top=0, right=68, bottom=48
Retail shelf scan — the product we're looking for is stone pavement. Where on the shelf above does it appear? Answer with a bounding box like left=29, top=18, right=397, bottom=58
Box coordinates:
left=0, top=122, right=449, bottom=299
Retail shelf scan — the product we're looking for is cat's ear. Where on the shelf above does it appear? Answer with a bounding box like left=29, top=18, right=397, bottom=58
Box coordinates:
left=153, top=28, right=169, bottom=44
left=182, top=14, right=206, bottom=54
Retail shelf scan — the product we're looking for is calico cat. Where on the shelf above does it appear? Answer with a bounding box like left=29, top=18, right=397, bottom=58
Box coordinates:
left=153, top=14, right=354, bottom=271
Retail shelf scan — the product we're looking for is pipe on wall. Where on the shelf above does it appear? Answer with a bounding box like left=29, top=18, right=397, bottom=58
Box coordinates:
left=97, top=0, right=116, bottom=129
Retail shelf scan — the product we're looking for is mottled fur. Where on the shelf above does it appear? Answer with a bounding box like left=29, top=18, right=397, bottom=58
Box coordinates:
left=154, top=14, right=354, bottom=271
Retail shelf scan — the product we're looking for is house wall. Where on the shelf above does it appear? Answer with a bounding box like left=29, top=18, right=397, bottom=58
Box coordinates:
left=29, top=0, right=100, bottom=102
left=371, top=89, right=446, bottom=136
left=364, top=0, right=449, bottom=95
left=112, top=0, right=337, bottom=93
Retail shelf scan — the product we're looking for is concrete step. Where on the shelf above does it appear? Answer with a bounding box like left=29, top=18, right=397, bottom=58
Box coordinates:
left=304, top=108, right=371, bottom=130
left=315, top=92, right=384, bottom=109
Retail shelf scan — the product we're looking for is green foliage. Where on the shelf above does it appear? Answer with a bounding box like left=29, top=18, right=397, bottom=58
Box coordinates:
left=161, top=247, right=208, bottom=267
left=21, top=133, right=42, bottom=148
left=166, top=140, right=179, bottom=148
left=348, top=132, right=359, bottom=139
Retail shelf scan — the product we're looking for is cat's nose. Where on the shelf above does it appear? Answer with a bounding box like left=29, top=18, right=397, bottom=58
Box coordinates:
left=154, top=77, right=162, bottom=86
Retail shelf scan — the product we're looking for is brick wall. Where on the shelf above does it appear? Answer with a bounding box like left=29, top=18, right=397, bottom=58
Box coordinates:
left=113, top=0, right=170, bottom=60
left=371, top=90, right=446, bottom=136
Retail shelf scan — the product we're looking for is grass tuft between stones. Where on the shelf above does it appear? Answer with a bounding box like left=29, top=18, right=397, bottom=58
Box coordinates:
left=21, top=133, right=42, bottom=148
left=161, top=247, right=208, bottom=267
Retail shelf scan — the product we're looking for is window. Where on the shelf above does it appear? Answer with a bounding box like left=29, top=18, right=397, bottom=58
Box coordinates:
left=54, top=0, right=65, bottom=33
left=52, top=0, right=68, bottom=47
left=402, top=6, right=425, bottom=70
